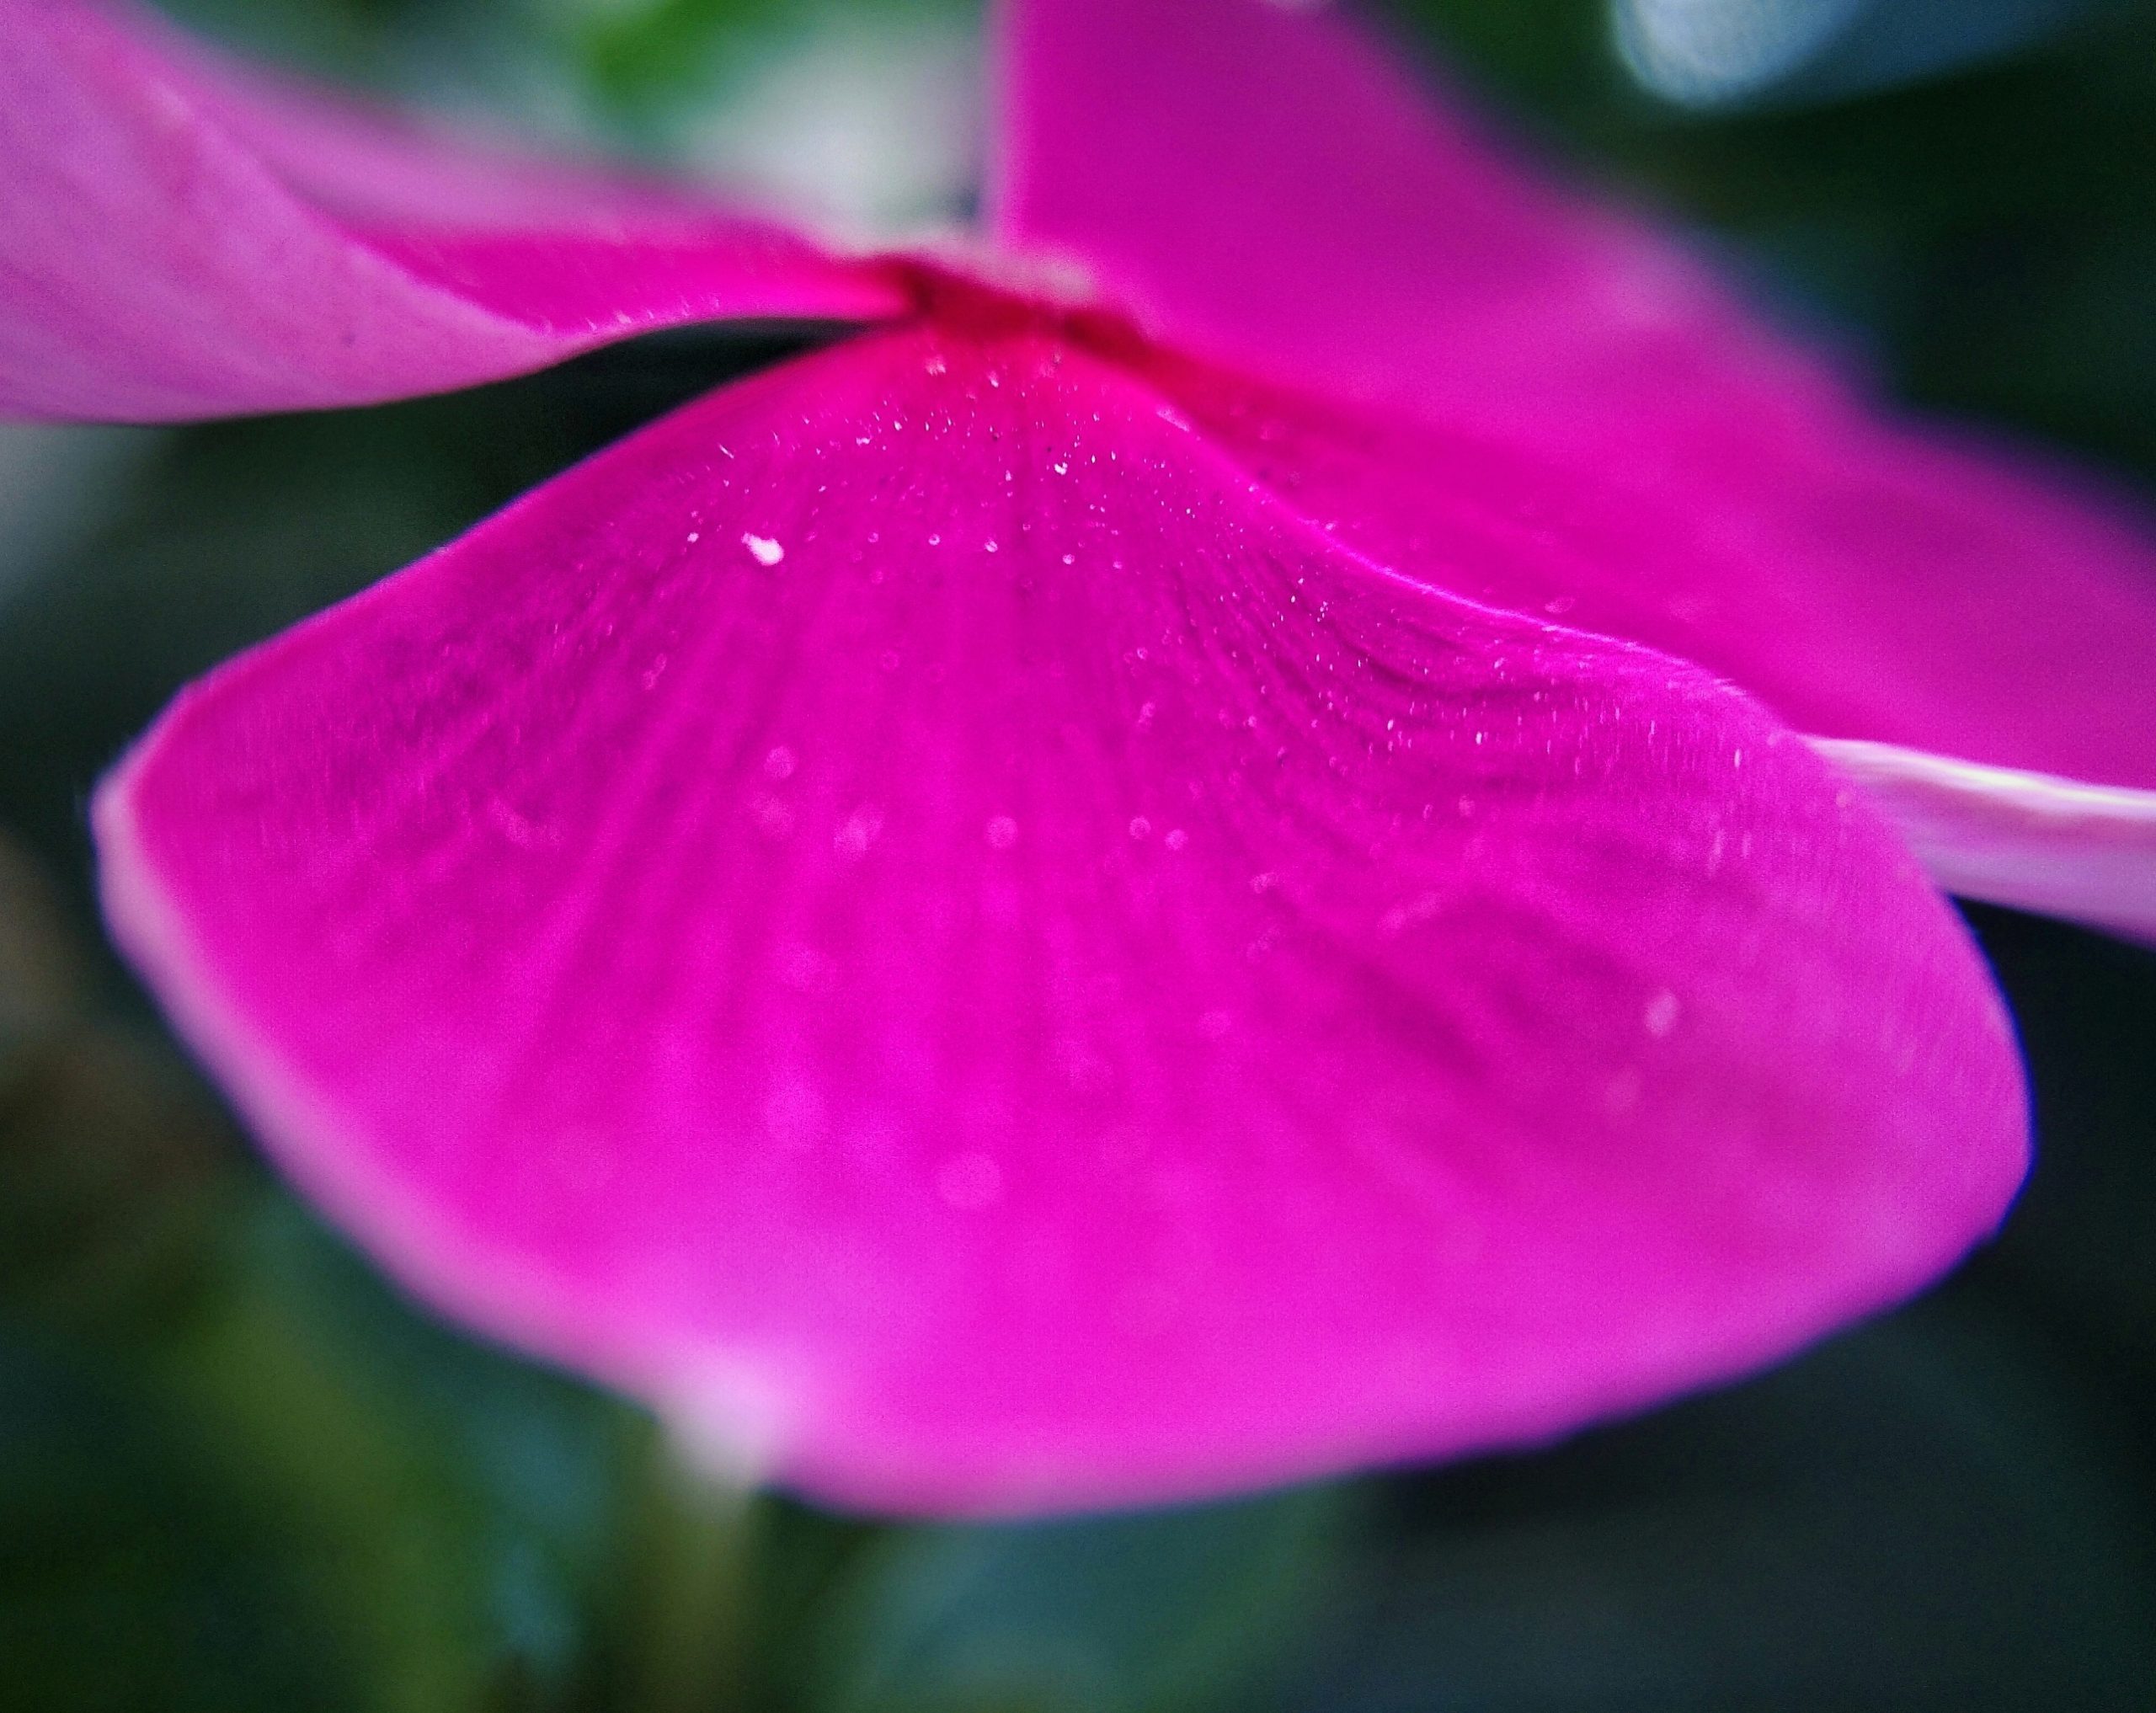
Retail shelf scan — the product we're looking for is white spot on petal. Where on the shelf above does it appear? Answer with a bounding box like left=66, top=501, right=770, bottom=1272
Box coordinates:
left=834, top=804, right=883, bottom=858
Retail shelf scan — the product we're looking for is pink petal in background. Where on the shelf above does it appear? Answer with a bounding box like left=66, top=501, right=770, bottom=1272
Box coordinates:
left=0, top=0, right=906, bottom=422
left=99, top=322, right=2025, bottom=1513
left=1000, top=0, right=2156, bottom=933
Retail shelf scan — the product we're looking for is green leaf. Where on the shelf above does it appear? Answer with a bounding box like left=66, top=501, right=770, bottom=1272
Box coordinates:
left=808, top=1487, right=1353, bottom=1713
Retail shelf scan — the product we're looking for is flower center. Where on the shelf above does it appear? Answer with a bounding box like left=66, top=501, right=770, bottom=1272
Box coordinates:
left=889, top=250, right=1150, bottom=364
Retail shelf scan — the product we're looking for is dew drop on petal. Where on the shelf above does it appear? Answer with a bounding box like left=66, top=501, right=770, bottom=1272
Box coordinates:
left=743, top=533, right=785, bottom=567
left=835, top=804, right=884, bottom=859
left=985, top=814, right=1019, bottom=851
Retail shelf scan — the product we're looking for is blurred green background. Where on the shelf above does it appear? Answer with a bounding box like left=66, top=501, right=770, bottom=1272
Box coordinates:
left=3, top=2, right=2153, bottom=1708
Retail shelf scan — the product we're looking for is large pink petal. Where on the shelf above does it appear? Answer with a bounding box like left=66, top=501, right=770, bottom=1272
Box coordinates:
left=998, top=0, right=2156, bottom=928
left=0, top=0, right=907, bottom=421
left=97, top=321, right=2024, bottom=1513
left=1150, top=355, right=2156, bottom=938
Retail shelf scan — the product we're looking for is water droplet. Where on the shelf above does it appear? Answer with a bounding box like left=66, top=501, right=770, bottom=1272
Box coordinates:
left=743, top=532, right=785, bottom=567
left=1165, top=828, right=1188, bottom=852
left=762, top=745, right=797, bottom=782
left=486, top=798, right=552, bottom=850
left=1644, top=990, right=1681, bottom=1038
left=985, top=814, right=1019, bottom=851
left=835, top=805, right=883, bottom=858
left=1129, top=816, right=1152, bottom=840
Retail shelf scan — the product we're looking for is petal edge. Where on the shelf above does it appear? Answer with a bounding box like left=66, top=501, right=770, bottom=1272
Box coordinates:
left=99, top=324, right=2027, bottom=1513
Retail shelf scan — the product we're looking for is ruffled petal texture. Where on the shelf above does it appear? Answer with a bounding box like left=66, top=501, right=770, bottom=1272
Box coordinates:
left=99, top=323, right=2025, bottom=1513
left=0, top=0, right=906, bottom=421
left=998, top=0, right=2156, bottom=930
left=1145, top=356, right=2156, bottom=938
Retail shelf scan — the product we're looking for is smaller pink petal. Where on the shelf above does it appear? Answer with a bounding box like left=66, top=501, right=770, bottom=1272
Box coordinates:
left=0, top=0, right=908, bottom=421
left=99, top=321, right=2024, bottom=1513
left=1150, top=355, right=2156, bottom=936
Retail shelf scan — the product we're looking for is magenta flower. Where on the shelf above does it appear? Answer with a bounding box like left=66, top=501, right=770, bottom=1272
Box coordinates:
left=8, top=0, right=2155, bottom=1514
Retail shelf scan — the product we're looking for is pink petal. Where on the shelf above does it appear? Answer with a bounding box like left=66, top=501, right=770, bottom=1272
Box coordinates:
left=997, top=0, right=2156, bottom=929
left=993, top=0, right=1758, bottom=431
left=0, top=0, right=907, bottom=421
left=97, top=322, right=2024, bottom=1514
left=1149, top=355, right=2156, bottom=936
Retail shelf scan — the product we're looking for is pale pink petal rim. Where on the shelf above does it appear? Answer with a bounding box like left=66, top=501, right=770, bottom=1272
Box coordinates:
left=1809, top=739, right=2156, bottom=944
